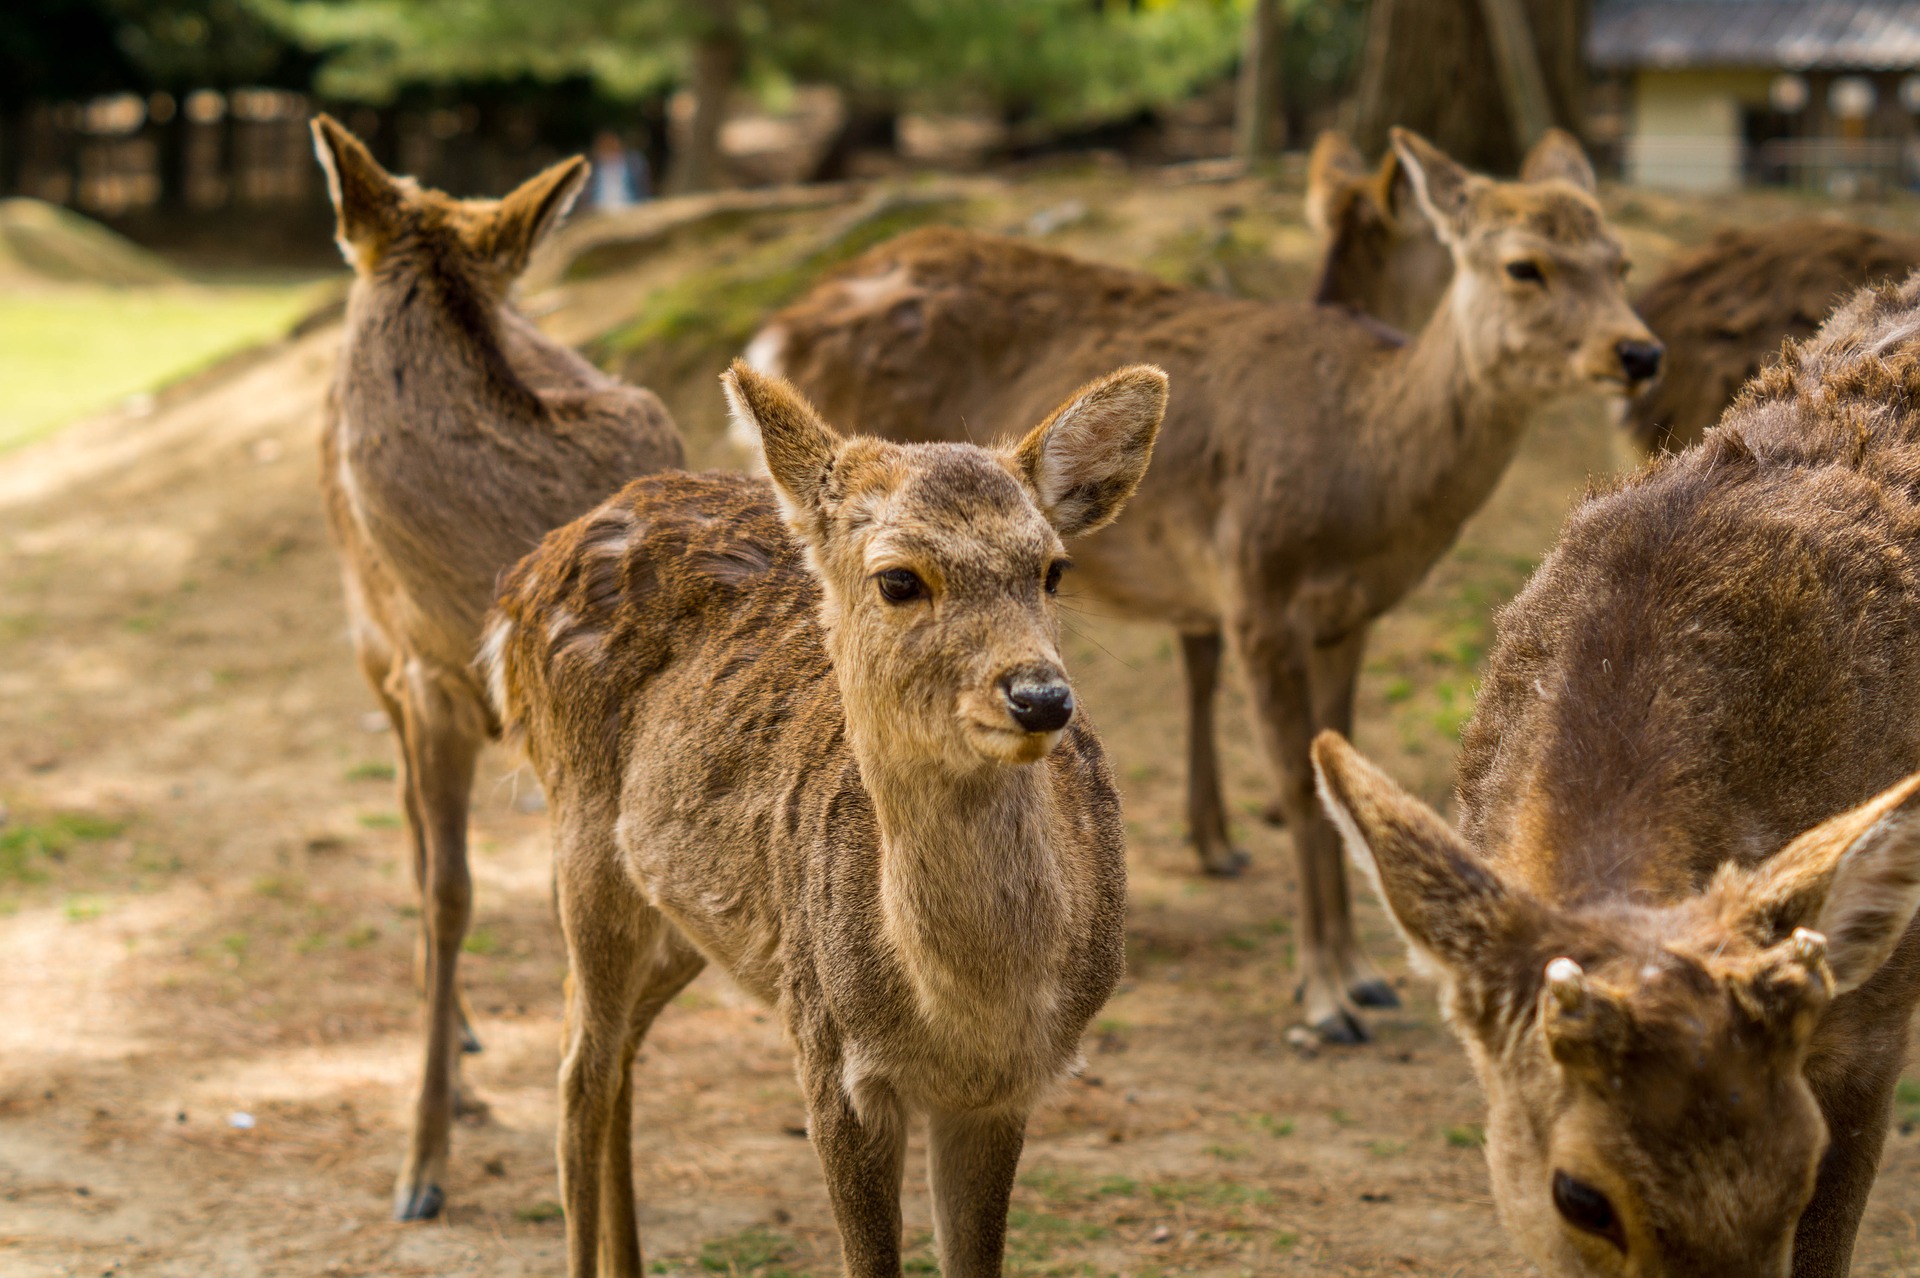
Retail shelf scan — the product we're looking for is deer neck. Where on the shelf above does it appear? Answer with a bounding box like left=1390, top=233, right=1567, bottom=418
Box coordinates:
left=1354, top=291, right=1540, bottom=532
left=853, top=739, right=1071, bottom=1022
left=341, top=268, right=539, bottom=421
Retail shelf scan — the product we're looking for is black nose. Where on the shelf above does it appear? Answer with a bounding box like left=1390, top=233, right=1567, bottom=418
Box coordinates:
left=1616, top=339, right=1663, bottom=383
left=1001, top=673, right=1074, bottom=734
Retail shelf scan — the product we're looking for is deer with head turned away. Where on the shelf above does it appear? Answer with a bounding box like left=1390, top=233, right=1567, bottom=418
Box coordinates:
left=1314, top=273, right=1920, bottom=1276
left=309, top=115, right=683, bottom=1220
left=740, top=127, right=1662, bottom=1042
left=485, top=362, right=1165, bottom=1278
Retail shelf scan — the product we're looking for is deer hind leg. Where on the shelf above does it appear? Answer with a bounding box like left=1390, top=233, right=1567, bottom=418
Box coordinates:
left=800, top=1044, right=908, bottom=1278
left=1180, top=632, right=1250, bottom=876
left=389, top=661, right=484, bottom=1221
left=927, top=1106, right=1028, bottom=1278
left=1232, top=619, right=1368, bottom=1043
left=1305, top=629, right=1396, bottom=1011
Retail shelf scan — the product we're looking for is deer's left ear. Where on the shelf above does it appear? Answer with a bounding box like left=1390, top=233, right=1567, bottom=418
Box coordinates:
left=722, top=361, right=842, bottom=542
left=481, top=155, right=590, bottom=279
left=1724, top=771, right=1920, bottom=993
left=1008, top=364, right=1167, bottom=538
left=1520, top=128, right=1597, bottom=193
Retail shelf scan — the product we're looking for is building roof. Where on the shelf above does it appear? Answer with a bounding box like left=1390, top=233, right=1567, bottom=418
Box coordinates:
left=1589, top=1, right=1920, bottom=70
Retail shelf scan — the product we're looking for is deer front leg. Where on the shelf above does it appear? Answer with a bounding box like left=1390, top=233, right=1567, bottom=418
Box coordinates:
left=391, top=664, right=483, bottom=1221
left=1304, top=629, right=1397, bottom=1010
left=1792, top=1030, right=1907, bottom=1277
left=1180, top=631, right=1249, bottom=876
left=801, top=1050, right=908, bottom=1278
left=927, top=1106, right=1027, bottom=1278
left=1232, top=620, right=1367, bottom=1042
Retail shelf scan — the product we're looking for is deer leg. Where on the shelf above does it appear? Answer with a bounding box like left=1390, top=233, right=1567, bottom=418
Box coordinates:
left=390, top=665, right=483, bottom=1221
left=801, top=1049, right=907, bottom=1278
left=1792, top=1031, right=1908, bottom=1277
left=1305, top=630, right=1397, bottom=1010
left=927, top=1106, right=1027, bottom=1278
left=1180, top=631, right=1249, bottom=875
left=1232, top=620, right=1367, bottom=1043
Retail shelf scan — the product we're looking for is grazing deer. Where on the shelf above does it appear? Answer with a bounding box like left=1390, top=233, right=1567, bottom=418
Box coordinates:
left=740, top=128, right=1661, bottom=1041
left=1313, top=274, right=1920, bottom=1276
left=1626, top=218, right=1920, bottom=454
left=310, top=116, right=683, bottom=1220
left=485, top=362, right=1164, bottom=1278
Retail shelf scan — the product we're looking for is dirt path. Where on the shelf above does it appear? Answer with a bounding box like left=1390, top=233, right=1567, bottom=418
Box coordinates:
left=3, top=183, right=1919, bottom=1277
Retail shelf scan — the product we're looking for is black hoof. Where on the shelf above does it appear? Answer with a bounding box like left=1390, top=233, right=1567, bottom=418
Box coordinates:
left=394, top=1183, right=444, bottom=1221
left=1200, top=847, right=1252, bottom=878
left=460, top=1023, right=483, bottom=1055
left=1313, top=1011, right=1370, bottom=1045
left=1349, top=979, right=1401, bottom=1009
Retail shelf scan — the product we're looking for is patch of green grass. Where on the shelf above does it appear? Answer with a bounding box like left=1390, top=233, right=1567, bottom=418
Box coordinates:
left=1146, top=1178, right=1274, bottom=1209
left=1445, top=1123, right=1486, bottom=1148
left=515, top=1199, right=563, bottom=1223
left=1007, top=1209, right=1107, bottom=1263
left=1368, top=1139, right=1407, bottom=1158
left=462, top=927, right=498, bottom=956
left=1204, top=1142, right=1250, bottom=1161
left=1897, top=1076, right=1920, bottom=1125
left=357, top=811, right=403, bottom=830
left=0, top=812, right=127, bottom=883
left=697, top=1224, right=797, bottom=1273
left=344, top=760, right=395, bottom=782
left=0, top=281, right=326, bottom=451
left=1241, top=1112, right=1295, bottom=1138
left=342, top=923, right=380, bottom=949
left=64, top=895, right=105, bottom=922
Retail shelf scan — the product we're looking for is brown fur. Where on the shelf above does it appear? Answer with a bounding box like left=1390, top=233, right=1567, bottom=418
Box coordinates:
left=486, top=364, right=1165, bottom=1277
left=742, top=129, right=1658, bottom=1042
left=1314, top=273, right=1920, bottom=1275
left=1627, top=218, right=1920, bottom=454
left=310, top=115, right=683, bottom=1220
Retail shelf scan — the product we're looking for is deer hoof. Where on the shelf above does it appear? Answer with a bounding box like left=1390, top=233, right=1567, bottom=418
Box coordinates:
left=394, top=1182, right=444, bottom=1221
left=1311, top=1010, right=1370, bottom=1045
left=1199, top=846, right=1251, bottom=877
left=459, top=1022, right=483, bottom=1054
left=1349, top=978, right=1400, bottom=1009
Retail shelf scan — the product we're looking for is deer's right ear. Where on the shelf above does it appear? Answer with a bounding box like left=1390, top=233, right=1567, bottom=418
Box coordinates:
left=1306, top=131, right=1368, bottom=236
left=1389, top=127, right=1474, bottom=244
left=1010, top=364, right=1167, bottom=538
left=723, top=361, right=841, bottom=535
left=311, top=115, right=404, bottom=270
left=1313, top=731, right=1532, bottom=981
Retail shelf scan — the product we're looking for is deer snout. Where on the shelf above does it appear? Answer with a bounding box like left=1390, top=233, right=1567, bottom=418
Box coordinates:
left=1000, top=668, right=1075, bottom=734
left=1615, top=338, right=1663, bottom=384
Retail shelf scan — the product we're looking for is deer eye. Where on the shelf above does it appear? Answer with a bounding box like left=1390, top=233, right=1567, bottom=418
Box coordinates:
left=1044, top=559, right=1070, bottom=594
left=875, top=568, right=925, bottom=604
left=1505, top=259, right=1546, bottom=284
left=1552, top=1171, right=1625, bottom=1252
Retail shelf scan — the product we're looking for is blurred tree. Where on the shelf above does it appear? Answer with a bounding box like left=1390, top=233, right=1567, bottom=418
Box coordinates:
left=1235, top=0, right=1283, bottom=162
left=254, top=0, right=1243, bottom=192
left=1352, top=0, right=1587, bottom=174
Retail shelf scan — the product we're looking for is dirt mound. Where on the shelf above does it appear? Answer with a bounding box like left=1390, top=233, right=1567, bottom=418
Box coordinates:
left=1627, top=217, right=1920, bottom=453
left=0, top=199, right=182, bottom=288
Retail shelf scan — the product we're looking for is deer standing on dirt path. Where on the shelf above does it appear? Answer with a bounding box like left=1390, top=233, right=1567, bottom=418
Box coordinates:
left=310, top=116, right=683, bottom=1220
left=741, top=129, right=1661, bottom=1041
left=484, top=362, right=1164, bottom=1278
left=1314, top=273, right=1920, bottom=1276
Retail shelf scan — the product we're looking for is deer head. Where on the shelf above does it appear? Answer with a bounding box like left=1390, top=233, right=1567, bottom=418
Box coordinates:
left=1389, top=127, right=1663, bottom=399
left=723, top=361, right=1166, bottom=770
left=311, top=113, right=587, bottom=292
left=1313, top=731, right=1920, bottom=1277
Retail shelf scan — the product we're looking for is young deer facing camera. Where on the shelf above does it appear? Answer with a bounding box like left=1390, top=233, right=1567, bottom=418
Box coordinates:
left=1314, top=274, right=1920, bottom=1276
left=745, top=128, right=1661, bottom=1041
left=486, top=363, right=1165, bottom=1277
left=311, top=116, right=683, bottom=1219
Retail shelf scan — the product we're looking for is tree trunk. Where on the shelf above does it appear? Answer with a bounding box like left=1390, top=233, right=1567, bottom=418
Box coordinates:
left=667, top=32, right=743, bottom=195
left=811, top=95, right=898, bottom=184
left=1235, top=0, right=1286, bottom=163
left=1353, top=0, right=1587, bottom=174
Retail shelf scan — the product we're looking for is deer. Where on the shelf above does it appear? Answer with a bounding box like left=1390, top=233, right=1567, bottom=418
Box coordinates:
left=483, top=361, right=1166, bottom=1278
left=309, top=115, right=683, bottom=1221
left=1312, top=272, right=1920, bottom=1276
left=737, top=127, right=1663, bottom=1042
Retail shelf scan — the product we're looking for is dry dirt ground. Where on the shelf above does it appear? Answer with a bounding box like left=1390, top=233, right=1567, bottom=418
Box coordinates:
left=4, top=166, right=1920, bottom=1277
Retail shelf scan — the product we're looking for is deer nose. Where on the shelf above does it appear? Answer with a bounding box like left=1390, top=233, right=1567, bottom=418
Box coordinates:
left=1616, top=339, right=1663, bottom=383
left=1000, top=670, right=1074, bottom=734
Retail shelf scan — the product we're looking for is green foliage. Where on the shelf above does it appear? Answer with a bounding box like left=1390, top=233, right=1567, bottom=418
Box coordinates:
left=0, top=812, right=127, bottom=883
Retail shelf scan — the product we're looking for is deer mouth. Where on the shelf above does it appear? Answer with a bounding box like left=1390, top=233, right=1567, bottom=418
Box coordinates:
left=964, top=718, right=1064, bottom=764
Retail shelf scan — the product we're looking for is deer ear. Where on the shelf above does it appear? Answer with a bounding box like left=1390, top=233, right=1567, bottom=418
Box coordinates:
left=311, top=114, right=405, bottom=270
left=1009, top=365, right=1167, bottom=538
left=1313, top=731, right=1536, bottom=980
left=1520, top=128, right=1597, bottom=193
left=482, top=155, right=590, bottom=279
left=1389, top=127, right=1474, bottom=244
left=723, top=360, right=841, bottom=536
left=1306, top=131, right=1368, bottom=236
left=1728, top=772, right=1920, bottom=994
